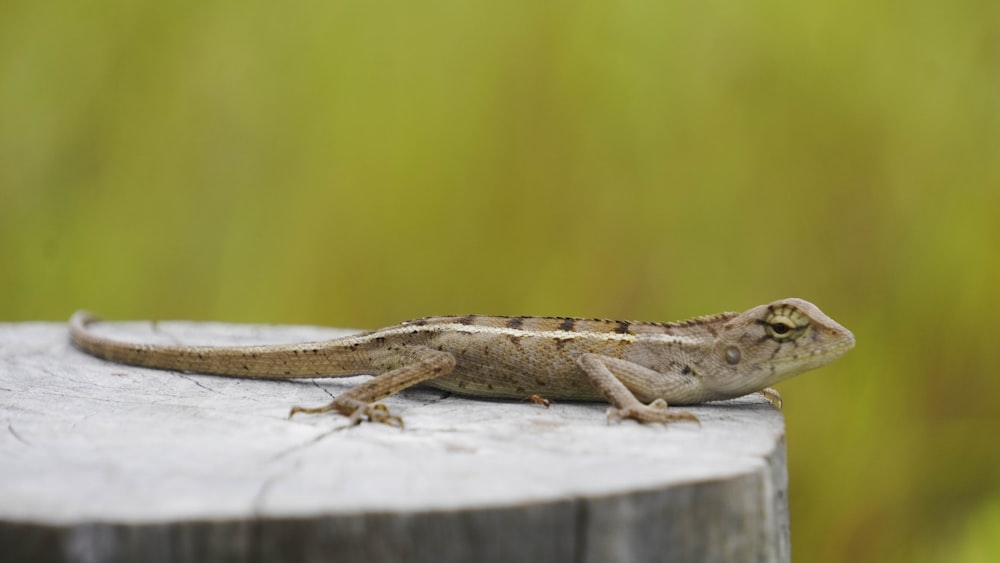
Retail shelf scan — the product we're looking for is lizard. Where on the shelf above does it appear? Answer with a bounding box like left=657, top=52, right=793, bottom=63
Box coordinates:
left=68, top=297, right=854, bottom=428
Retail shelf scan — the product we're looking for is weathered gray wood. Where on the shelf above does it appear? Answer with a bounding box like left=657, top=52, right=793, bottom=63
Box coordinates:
left=0, top=319, right=790, bottom=563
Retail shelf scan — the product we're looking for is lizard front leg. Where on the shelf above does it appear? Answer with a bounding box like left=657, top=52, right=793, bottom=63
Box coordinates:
left=289, top=346, right=456, bottom=428
left=576, top=354, right=699, bottom=425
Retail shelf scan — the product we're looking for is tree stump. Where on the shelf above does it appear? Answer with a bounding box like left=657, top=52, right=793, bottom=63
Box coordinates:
left=0, top=319, right=790, bottom=562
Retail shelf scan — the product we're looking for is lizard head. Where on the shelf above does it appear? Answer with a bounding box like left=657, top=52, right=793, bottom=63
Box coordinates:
left=705, top=298, right=855, bottom=395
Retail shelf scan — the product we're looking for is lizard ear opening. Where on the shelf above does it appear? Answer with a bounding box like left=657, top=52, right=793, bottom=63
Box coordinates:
left=725, top=346, right=741, bottom=365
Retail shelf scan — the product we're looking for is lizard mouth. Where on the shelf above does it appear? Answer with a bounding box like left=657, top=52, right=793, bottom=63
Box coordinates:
left=773, top=329, right=855, bottom=369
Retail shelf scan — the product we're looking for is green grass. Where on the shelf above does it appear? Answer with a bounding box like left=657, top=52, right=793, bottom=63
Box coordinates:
left=2, top=1, right=998, bottom=560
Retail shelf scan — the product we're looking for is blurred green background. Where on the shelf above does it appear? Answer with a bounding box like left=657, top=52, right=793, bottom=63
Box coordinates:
left=2, top=1, right=997, bottom=561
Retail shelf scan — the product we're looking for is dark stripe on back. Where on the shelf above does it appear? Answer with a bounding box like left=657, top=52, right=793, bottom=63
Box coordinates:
left=558, top=317, right=576, bottom=331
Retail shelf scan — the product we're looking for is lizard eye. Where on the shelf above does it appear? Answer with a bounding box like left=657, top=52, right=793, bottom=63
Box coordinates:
left=766, top=316, right=797, bottom=340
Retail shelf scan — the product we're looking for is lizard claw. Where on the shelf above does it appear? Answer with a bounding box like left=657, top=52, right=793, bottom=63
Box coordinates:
left=606, top=399, right=700, bottom=426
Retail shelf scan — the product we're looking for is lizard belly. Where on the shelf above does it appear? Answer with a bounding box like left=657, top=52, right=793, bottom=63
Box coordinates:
left=425, top=364, right=604, bottom=401
left=419, top=332, right=613, bottom=401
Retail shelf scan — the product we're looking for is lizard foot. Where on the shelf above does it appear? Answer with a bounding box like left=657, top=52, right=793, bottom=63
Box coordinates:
left=756, top=387, right=783, bottom=409
left=351, top=402, right=405, bottom=429
left=607, top=399, right=700, bottom=426
left=529, top=394, right=552, bottom=408
left=288, top=400, right=404, bottom=429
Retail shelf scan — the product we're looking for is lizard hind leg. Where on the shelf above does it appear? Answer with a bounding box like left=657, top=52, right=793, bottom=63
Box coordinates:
left=288, top=346, right=456, bottom=429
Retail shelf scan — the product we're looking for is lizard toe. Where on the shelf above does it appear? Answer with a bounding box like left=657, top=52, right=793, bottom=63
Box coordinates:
left=756, top=388, right=783, bottom=409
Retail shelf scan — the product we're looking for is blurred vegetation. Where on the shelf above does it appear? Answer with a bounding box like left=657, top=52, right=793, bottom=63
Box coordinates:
left=2, top=1, right=997, bottom=561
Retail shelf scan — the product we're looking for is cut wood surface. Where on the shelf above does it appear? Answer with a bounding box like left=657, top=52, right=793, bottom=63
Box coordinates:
left=0, top=319, right=790, bottom=563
